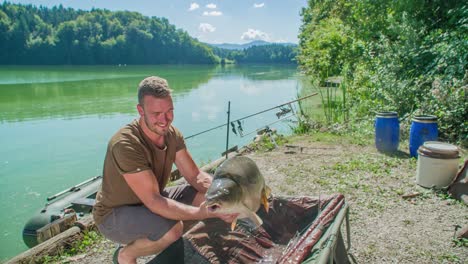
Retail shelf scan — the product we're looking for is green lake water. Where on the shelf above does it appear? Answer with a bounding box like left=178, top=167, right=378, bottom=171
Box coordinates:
left=0, top=64, right=312, bottom=260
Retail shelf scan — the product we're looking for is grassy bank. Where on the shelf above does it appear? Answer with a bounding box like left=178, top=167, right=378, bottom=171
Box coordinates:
left=24, top=123, right=467, bottom=263
left=249, top=128, right=467, bottom=263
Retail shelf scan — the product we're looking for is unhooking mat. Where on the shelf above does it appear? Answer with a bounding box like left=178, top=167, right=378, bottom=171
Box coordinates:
left=148, top=194, right=349, bottom=264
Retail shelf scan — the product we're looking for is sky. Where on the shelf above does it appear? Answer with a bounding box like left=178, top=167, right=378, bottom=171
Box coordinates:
left=5, top=0, right=307, bottom=44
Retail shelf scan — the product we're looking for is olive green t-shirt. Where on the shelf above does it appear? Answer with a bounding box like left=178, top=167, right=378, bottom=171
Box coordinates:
left=92, top=119, right=186, bottom=224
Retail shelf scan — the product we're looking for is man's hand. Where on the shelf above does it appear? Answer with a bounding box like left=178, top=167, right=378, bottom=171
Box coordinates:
left=196, top=171, right=213, bottom=190
left=198, top=202, right=239, bottom=223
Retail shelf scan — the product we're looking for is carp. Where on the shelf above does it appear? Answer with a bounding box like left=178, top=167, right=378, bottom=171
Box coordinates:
left=205, top=156, right=271, bottom=230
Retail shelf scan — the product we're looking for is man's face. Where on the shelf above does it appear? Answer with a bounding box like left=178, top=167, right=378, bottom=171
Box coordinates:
left=137, top=96, right=174, bottom=136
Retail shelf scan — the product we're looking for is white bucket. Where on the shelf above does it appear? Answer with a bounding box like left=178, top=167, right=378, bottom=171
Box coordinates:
left=416, top=141, right=460, bottom=188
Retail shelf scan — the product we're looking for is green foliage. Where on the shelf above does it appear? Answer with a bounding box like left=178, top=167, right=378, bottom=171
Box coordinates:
left=298, top=0, right=468, bottom=146
left=291, top=86, right=313, bottom=134
left=291, top=119, right=312, bottom=135
left=452, top=237, right=468, bottom=248
left=0, top=2, right=218, bottom=64
left=299, top=17, right=358, bottom=78
left=251, top=132, right=287, bottom=152
left=39, top=230, right=102, bottom=263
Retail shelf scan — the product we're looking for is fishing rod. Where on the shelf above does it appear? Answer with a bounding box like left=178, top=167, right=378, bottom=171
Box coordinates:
left=184, top=93, right=318, bottom=140
left=239, top=114, right=296, bottom=138
left=230, top=92, right=317, bottom=124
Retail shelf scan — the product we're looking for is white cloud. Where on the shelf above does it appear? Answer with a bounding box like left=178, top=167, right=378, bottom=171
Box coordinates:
left=240, top=83, right=262, bottom=96
left=253, top=3, right=265, bottom=8
left=202, top=105, right=221, bottom=121
left=241, top=28, right=270, bottom=41
left=191, top=112, right=201, bottom=122
left=199, top=23, right=216, bottom=33
left=203, top=11, right=222, bottom=16
left=206, top=3, right=217, bottom=9
left=188, top=3, right=199, bottom=11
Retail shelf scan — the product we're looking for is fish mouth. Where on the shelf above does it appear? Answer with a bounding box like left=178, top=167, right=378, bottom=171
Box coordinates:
left=207, top=203, right=221, bottom=212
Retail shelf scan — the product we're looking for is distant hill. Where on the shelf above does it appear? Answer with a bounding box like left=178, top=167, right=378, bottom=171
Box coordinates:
left=207, top=40, right=297, bottom=50
left=0, top=2, right=218, bottom=65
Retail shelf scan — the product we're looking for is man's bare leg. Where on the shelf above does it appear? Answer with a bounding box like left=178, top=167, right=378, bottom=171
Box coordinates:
left=117, top=221, right=183, bottom=264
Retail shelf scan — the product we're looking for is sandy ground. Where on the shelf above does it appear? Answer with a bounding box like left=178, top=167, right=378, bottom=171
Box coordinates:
left=59, top=135, right=467, bottom=264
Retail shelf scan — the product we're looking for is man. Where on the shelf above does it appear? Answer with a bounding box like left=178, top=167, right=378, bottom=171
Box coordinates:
left=92, top=76, right=234, bottom=264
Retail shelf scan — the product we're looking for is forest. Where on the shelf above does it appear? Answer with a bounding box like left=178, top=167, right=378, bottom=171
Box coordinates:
left=0, top=2, right=296, bottom=65
left=211, top=44, right=298, bottom=64
left=298, top=0, right=467, bottom=146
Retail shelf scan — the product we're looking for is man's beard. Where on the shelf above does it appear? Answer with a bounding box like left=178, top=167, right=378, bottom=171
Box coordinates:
left=144, top=114, right=169, bottom=136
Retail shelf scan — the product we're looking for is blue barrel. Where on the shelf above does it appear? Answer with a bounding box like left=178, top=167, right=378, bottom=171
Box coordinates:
left=409, top=115, right=438, bottom=157
left=375, top=111, right=400, bottom=153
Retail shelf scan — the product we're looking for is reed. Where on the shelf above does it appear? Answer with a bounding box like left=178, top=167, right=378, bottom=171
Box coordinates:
left=291, top=81, right=313, bottom=134
left=317, top=69, right=348, bottom=124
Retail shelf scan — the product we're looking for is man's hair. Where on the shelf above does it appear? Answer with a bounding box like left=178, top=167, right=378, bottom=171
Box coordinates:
left=138, top=76, right=172, bottom=105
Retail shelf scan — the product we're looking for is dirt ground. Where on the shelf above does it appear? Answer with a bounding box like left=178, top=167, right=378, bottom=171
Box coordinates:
left=61, top=134, right=467, bottom=264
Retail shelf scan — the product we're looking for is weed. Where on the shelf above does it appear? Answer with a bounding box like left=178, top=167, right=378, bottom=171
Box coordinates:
left=402, top=219, right=412, bottom=226
left=252, top=132, right=288, bottom=152
left=452, top=237, right=468, bottom=248
left=434, top=190, right=465, bottom=206
left=39, top=230, right=102, bottom=263
left=439, top=253, right=460, bottom=262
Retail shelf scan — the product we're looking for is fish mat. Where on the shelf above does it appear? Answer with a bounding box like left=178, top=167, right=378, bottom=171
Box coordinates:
left=148, top=194, right=348, bottom=264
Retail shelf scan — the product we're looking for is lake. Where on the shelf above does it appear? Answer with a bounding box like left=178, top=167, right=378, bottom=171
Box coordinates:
left=0, top=64, right=313, bottom=260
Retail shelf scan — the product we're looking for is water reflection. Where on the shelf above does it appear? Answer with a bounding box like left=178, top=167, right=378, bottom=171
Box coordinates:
left=0, top=65, right=298, bottom=123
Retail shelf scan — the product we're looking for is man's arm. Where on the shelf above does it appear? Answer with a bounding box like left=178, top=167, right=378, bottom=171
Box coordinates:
left=123, top=170, right=209, bottom=221
left=174, top=148, right=212, bottom=193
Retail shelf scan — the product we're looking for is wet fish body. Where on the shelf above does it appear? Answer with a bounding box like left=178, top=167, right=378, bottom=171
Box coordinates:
left=205, top=156, right=271, bottom=230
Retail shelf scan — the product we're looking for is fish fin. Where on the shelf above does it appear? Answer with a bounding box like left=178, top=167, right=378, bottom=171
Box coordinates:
left=261, top=185, right=271, bottom=213
left=243, top=209, right=263, bottom=227
left=231, top=217, right=238, bottom=231
left=240, top=203, right=263, bottom=227
left=249, top=211, right=263, bottom=227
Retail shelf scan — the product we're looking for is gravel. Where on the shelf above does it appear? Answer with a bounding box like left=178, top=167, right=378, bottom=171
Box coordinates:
left=61, top=134, right=467, bottom=264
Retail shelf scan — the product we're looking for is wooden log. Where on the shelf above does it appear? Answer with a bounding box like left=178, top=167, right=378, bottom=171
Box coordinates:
left=74, top=215, right=96, bottom=232
left=36, top=213, right=77, bottom=244
left=201, top=151, right=242, bottom=172
left=401, top=192, right=421, bottom=199
left=221, top=145, right=238, bottom=157
left=6, top=226, right=82, bottom=264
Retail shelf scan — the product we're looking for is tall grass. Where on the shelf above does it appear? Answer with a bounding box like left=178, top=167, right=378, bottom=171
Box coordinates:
left=290, top=70, right=350, bottom=135
left=291, top=81, right=313, bottom=134
left=316, top=71, right=349, bottom=124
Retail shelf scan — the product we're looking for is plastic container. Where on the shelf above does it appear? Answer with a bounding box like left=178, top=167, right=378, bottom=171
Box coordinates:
left=375, top=111, right=400, bottom=153
left=416, top=141, right=460, bottom=188
left=409, top=115, right=438, bottom=157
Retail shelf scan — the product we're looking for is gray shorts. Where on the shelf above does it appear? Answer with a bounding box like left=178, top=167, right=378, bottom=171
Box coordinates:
left=97, top=184, right=197, bottom=244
